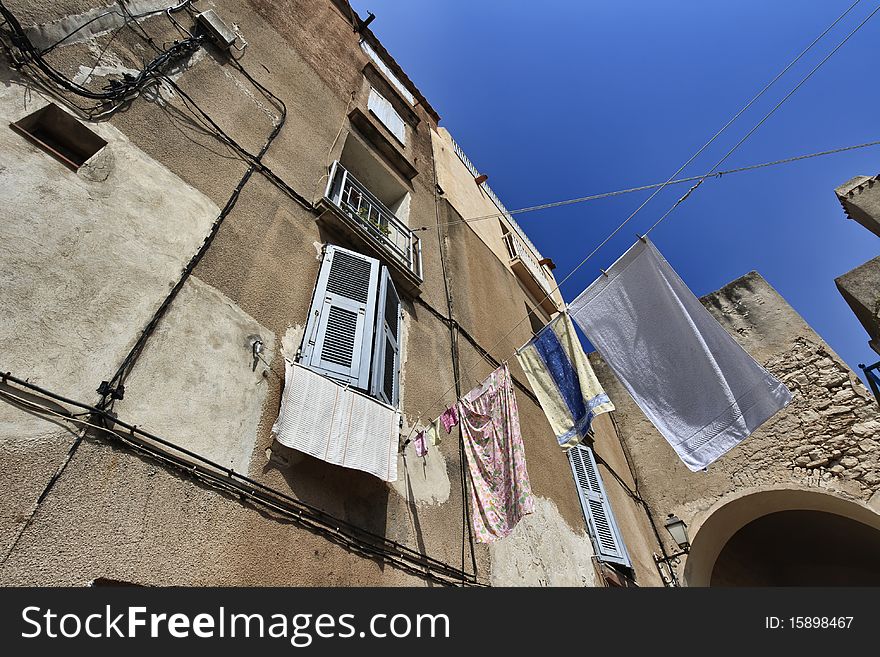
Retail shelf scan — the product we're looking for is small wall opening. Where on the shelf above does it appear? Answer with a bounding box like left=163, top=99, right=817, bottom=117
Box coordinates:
left=10, top=103, right=107, bottom=171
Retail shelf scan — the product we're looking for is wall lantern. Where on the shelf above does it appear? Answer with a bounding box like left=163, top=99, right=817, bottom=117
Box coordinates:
left=664, top=513, right=690, bottom=550
left=653, top=513, right=690, bottom=587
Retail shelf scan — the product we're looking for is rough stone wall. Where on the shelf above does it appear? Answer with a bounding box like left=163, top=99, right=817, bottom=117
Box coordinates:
left=834, top=171, right=880, bottom=355
left=592, top=270, right=880, bottom=584
left=763, top=337, right=880, bottom=500
left=835, top=174, right=880, bottom=239
left=835, top=256, right=880, bottom=355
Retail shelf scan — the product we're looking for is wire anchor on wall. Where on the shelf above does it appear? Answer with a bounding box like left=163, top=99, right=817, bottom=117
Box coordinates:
left=96, top=380, right=125, bottom=400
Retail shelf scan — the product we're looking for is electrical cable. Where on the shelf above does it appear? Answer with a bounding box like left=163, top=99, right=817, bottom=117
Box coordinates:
left=0, top=5, right=439, bottom=585
left=401, top=0, right=877, bottom=442
left=0, top=1, right=204, bottom=103
left=429, top=153, right=478, bottom=580
left=100, top=55, right=293, bottom=405
left=37, top=1, right=193, bottom=54
left=0, top=375, right=486, bottom=586
left=163, top=74, right=312, bottom=208
left=76, top=13, right=131, bottom=90
left=0, top=382, right=482, bottom=585
left=415, top=0, right=863, bottom=235
left=421, top=138, right=880, bottom=231
left=644, top=1, right=880, bottom=237
left=0, top=3, right=313, bottom=209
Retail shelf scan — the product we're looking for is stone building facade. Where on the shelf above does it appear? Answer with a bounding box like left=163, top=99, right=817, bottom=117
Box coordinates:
left=592, top=271, right=880, bottom=586
left=834, top=175, right=880, bottom=361
left=0, top=0, right=877, bottom=588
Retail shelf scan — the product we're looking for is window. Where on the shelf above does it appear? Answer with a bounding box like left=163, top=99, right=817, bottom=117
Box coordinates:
left=300, top=245, right=402, bottom=406
left=10, top=103, right=107, bottom=171
left=568, top=443, right=631, bottom=568
left=367, top=88, right=406, bottom=145
left=360, top=39, right=415, bottom=105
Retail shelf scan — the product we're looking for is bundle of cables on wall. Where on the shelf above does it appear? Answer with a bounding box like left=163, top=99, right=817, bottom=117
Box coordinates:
left=0, top=1, right=203, bottom=110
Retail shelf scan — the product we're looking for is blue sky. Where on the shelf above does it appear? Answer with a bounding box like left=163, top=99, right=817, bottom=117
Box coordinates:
left=352, top=0, right=880, bottom=377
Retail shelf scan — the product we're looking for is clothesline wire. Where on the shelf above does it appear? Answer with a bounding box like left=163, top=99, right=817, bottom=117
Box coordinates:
left=416, top=0, right=863, bottom=234
left=421, top=138, right=880, bottom=231
left=404, top=0, right=874, bottom=440
left=644, top=1, right=880, bottom=237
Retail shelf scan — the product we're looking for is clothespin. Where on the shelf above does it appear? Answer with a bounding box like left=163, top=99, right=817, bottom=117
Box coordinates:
left=401, top=412, right=422, bottom=449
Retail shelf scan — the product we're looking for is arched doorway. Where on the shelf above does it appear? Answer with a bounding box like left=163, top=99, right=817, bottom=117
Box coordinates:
left=683, top=487, right=880, bottom=586
left=711, top=510, right=880, bottom=585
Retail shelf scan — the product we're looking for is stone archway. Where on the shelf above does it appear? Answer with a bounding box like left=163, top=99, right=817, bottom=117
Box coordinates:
left=682, top=487, right=880, bottom=586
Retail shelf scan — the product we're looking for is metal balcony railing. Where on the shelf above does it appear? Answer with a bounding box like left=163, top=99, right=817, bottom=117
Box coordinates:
left=504, top=231, right=553, bottom=296
left=448, top=133, right=546, bottom=270
left=860, top=361, right=880, bottom=405
left=325, top=161, right=422, bottom=281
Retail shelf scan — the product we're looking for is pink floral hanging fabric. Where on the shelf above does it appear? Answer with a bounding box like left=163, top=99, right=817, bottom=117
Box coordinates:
left=459, top=363, right=535, bottom=543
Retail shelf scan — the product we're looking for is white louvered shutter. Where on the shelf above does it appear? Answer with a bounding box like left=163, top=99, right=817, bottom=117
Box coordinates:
left=370, top=267, right=401, bottom=407
left=368, top=88, right=406, bottom=144
left=568, top=444, right=631, bottom=567
left=301, top=245, right=379, bottom=390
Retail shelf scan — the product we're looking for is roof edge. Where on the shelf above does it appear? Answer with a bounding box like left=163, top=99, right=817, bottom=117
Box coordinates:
left=331, top=0, right=441, bottom=124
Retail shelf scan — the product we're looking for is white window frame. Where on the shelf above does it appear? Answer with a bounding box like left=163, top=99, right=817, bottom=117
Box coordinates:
left=367, top=87, right=406, bottom=145
left=300, top=245, right=402, bottom=407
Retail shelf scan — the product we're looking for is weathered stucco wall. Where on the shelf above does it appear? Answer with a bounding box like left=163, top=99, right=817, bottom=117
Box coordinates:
left=592, top=271, right=880, bottom=584
left=489, top=497, right=599, bottom=587
left=1, top=0, right=625, bottom=587
left=0, top=73, right=219, bottom=405
left=113, top=277, right=275, bottom=476
left=432, top=127, right=564, bottom=310
left=0, top=74, right=220, bottom=562
left=0, top=436, right=425, bottom=586
left=432, top=127, right=510, bottom=262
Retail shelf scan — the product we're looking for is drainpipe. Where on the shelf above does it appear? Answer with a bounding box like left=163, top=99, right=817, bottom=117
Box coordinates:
left=430, top=151, right=477, bottom=579
left=610, top=412, right=680, bottom=586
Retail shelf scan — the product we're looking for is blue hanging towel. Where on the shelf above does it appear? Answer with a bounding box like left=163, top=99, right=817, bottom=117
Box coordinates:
left=516, top=312, right=614, bottom=450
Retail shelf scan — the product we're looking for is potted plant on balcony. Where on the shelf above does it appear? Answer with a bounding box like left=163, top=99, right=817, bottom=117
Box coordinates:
left=356, top=206, right=391, bottom=238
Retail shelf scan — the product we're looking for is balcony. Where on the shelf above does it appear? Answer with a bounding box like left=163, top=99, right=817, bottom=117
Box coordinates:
left=503, top=232, right=558, bottom=315
left=861, top=361, right=880, bottom=405
left=319, top=161, right=422, bottom=295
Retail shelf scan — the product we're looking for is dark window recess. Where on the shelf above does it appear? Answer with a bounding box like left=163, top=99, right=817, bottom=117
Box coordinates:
left=10, top=103, right=107, bottom=171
